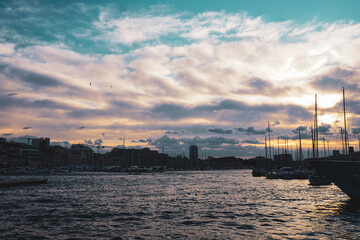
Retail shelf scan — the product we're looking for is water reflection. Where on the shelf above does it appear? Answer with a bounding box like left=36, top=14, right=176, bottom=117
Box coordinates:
left=1, top=170, right=360, bottom=239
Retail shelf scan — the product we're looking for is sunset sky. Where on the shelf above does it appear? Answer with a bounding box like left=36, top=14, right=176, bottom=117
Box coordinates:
left=1, top=0, right=360, bottom=157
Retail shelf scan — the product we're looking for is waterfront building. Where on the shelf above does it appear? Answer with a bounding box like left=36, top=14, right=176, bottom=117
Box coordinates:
left=189, top=145, right=198, bottom=161
left=32, top=137, right=50, bottom=151
left=70, top=144, right=93, bottom=165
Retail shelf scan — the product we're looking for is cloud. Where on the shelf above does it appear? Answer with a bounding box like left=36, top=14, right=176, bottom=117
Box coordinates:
left=84, top=140, right=93, bottom=145
left=150, top=99, right=311, bottom=121
left=242, top=139, right=262, bottom=144
left=51, top=141, right=71, bottom=148
left=272, top=121, right=280, bottom=127
left=311, top=67, right=359, bottom=92
left=2, top=133, right=13, bottom=136
left=236, top=127, right=266, bottom=135
left=94, top=139, right=103, bottom=145
left=23, top=126, right=32, bottom=130
left=208, top=128, right=233, bottom=134
left=1, top=4, right=360, bottom=158
left=279, top=133, right=312, bottom=140
left=352, top=128, right=360, bottom=135
left=292, top=126, right=308, bottom=134
left=318, top=123, right=332, bottom=135
left=95, top=13, right=183, bottom=45
left=0, top=62, right=62, bottom=89
left=165, top=131, right=180, bottom=134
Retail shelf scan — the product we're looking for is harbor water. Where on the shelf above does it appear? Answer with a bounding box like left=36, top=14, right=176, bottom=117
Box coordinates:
left=1, top=169, right=360, bottom=239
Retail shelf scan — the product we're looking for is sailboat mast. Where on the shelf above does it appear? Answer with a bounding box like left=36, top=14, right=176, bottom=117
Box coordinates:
left=314, top=94, right=319, bottom=159
left=311, top=126, right=315, bottom=159
left=268, top=121, right=272, bottom=159
left=265, top=134, right=268, bottom=158
left=343, top=87, right=348, bottom=155
left=299, top=129, right=302, bottom=161
left=341, top=127, right=345, bottom=154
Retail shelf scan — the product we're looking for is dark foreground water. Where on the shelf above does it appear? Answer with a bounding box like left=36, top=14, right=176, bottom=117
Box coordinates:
left=1, top=170, right=360, bottom=239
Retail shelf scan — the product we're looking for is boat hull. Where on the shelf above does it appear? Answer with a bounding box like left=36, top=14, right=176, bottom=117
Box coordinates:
left=307, top=160, right=360, bottom=198
left=0, top=179, right=47, bottom=188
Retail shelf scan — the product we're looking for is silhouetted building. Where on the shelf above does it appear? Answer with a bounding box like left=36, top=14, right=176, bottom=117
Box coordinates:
left=32, top=138, right=50, bottom=151
left=189, top=145, right=198, bottom=161
left=70, top=144, right=93, bottom=165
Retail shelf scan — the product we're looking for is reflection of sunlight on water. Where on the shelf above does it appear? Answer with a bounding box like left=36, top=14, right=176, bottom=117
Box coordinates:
left=2, top=170, right=360, bottom=239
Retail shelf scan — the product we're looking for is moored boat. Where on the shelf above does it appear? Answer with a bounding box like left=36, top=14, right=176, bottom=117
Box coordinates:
left=307, top=160, right=360, bottom=198
left=308, top=173, right=331, bottom=185
left=0, top=178, right=47, bottom=188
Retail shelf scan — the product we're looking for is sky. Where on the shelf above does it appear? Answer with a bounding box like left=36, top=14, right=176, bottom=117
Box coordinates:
left=1, top=0, right=360, bottom=157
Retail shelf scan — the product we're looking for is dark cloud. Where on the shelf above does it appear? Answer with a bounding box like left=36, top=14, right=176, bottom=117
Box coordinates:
left=84, top=140, right=93, bottom=145
left=272, top=121, right=280, bottom=127
left=0, top=95, right=72, bottom=110
left=279, top=133, right=312, bottom=140
left=235, top=78, right=294, bottom=96
left=0, top=62, right=61, bottom=89
left=101, top=133, right=106, bottom=137
left=78, top=126, right=86, bottom=129
left=318, top=123, right=332, bottom=135
left=292, top=126, right=308, bottom=134
left=208, top=128, right=233, bottom=134
left=138, top=139, right=148, bottom=143
left=2, top=133, right=13, bottom=136
left=236, top=127, right=265, bottom=135
left=242, top=139, right=262, bottom=144
left=7, top=93, right=17, bottom=96
left=352, top=128, right=360, bottom=135
left=311, top=67, right=358, bottom=92
left=23, top=126, right=32, bottom=130
left=150, top=99, right=311, bottom=121
left=165, top=131, right=180, bottom=134
left=94, top=139, right=103, bottom=146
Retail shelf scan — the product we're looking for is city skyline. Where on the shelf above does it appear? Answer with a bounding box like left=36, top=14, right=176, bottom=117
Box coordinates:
left=1, top=0, right=360, bottom=157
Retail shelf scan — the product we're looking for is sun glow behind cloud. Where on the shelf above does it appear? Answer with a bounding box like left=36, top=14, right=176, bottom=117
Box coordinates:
left=1, top=1, right=360, bottom=156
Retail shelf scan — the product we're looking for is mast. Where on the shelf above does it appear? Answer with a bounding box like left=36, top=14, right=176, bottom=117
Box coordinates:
left=323, top=137, right=326, bottom=157
left=298, top=128, right=303, bottom=161
left=268, top=121, right=272, bottom=159
left=341, top=127, right=345, bottom=154
left=314, top=94, right=319, bottom=159
left=343, top=87, right=348, bottom=155
left=311, top=126, right=315, bottom=158
left=265, top=135, right=268, bottom=158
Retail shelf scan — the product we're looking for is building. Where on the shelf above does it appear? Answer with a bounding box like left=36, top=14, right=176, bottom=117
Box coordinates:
left=70, top=144, right=93, bottom=165
left=189, top=145, right=198, bottom=161
left=32, top=138, right=50, bottom=151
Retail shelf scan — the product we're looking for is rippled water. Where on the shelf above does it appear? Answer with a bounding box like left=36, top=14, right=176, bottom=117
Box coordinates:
left=1, top=170, right=360, bottom=239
